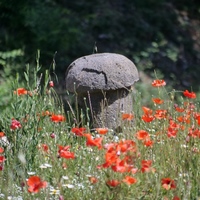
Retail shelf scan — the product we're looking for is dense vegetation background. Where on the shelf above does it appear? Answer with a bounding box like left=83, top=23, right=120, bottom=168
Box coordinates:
left=0, top=0, right=200, bottom=109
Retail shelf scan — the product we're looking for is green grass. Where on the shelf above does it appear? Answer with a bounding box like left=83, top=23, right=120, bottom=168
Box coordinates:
left=0, top=64, right=200, bottom=200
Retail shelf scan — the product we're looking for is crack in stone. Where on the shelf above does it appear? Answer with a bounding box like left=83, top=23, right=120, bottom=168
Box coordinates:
left=82, top=68, right=108, bottom=85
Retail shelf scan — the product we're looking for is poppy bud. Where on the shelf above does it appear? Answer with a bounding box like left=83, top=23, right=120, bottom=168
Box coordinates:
left=49, top=81, right=54, bottom=87
left=50, top=133, right=55, bottom=138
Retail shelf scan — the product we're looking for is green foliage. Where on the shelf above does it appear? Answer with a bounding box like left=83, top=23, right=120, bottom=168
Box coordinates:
left=1, top=63, right=200, bottom=199
left=0, top=49, right=25, bottom=112
left=0, top=0, right=200, bottom=90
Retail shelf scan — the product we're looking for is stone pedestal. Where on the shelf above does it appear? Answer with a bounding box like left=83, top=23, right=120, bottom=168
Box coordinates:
left=78, top=88, right=133, bottom=130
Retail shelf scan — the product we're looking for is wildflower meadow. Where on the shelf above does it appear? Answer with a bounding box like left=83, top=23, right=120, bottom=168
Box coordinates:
left=0, top=61, right=200, bottom=200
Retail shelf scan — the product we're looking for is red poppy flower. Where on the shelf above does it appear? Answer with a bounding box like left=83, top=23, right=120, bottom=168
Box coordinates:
left=83, top=133, right=103, bottom=149
left=188, top=128, right=200, bottom=138
left=106, top=179, right=121, bottom=187
left=161, top=178, right=176, bottom=190
left=154, top=109, right=167, bottom=119
left=135, top=130, right=150, bottom=140
left=142, top=107, right=154, bottom=122
left=50, top=114, right=65, bottom=122
left=183, top=90, right=196, bottom=99
left=98, top=147, right=118, bottom=169
left=142, top=115, right=155, bottom=122
left=71, top=127, right=86, bottom=136
left=143, top=139, right=154, bottom=147
left=123, top=176, right=137, bottom=185
left=58, top=145, right=70, bottom=153
left=58, top=145, right=75, bottom=159
left=39, top=144, right=49, bottom=153
left=142, top=107, right=153, bottom=115
left=167, top=127, right=178, bottom=138
left=104, top=151, right=118, bottom=167
left=27, top=176, right=47, bottom=193
left=174, top=105, right=185, bottom=112
left=169, top=120, right=180, bottom=129
left=177, top=115, right=190, bottom=124
left=60, top=150, right=75, bottom=159
left=195, top=115, right=200, bottom=125
left=116, top=140, right=136, bottom=153
left=96, top=128, right=109, bottom=135
left=152, top=98, right=164, bottom=104
left=10, top=119, right=22, bottom=130
left=0, top=132, right=5, bottom=137
left=0, top=156, right=6, bottom=163
left=104, top=142, right=116, bottom=151
left=152, top=80, right=166, bottom=87
left=96, top=162, right=110, bottom=169
left=14, top=88, right=28, bottom=96
left=111, top=159, right=132, bottom=173
left=141, top=160, right=155, bottom=173
left=122, top=113, right=134, bottom=121
left=0, top=147, right=4, bottom=154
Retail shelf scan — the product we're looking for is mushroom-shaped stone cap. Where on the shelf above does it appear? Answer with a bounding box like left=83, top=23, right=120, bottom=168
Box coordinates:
left=65, top=53, right=139, bottom=93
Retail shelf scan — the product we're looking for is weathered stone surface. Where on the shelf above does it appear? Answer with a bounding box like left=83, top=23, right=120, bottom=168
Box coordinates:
left=65, top=53, right=139, bottom=93
left=78, top=89, right=133, bottom=130
left=65, top=53, right=139, bottom=130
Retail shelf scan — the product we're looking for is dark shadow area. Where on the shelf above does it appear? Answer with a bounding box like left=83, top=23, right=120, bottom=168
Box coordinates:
left=0, top=0, right=200, bottom=91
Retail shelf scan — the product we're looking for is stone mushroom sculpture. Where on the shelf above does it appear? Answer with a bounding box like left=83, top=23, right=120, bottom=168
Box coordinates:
left=65, top=53, right=139, bottom=130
